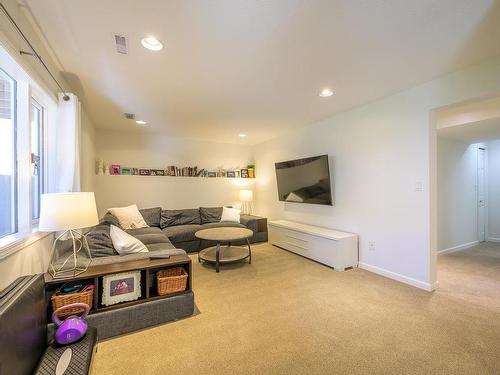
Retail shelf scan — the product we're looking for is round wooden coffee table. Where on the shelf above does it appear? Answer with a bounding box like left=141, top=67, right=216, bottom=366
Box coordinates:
left=195, top=227, right=253, bottom=272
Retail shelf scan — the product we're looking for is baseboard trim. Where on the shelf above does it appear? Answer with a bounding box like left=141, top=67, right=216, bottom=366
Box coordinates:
left=487, top=237, right=500, bottom=243
left=437, top=241, right=479, bottom=255
left=359, top=262, right=437, bottom=292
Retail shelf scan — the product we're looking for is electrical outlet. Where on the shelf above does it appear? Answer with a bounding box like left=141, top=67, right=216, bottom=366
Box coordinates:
left=368, top=241, right=376, bottom=251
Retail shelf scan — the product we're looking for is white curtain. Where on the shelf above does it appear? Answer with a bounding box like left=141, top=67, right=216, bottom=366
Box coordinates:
left=56, top=93, right=81, bottom=192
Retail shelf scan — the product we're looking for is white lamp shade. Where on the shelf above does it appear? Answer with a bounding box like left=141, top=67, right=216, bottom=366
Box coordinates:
left=39, top=192, right=99, bottom=231
left=239, top=189, right=253, bottom=202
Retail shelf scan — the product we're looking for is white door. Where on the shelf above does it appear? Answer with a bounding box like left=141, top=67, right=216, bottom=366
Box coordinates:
left=477, top=147, right=486, bottom=242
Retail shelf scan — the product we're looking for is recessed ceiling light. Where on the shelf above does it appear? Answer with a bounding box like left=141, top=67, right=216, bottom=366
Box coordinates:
left=319, top=88, right=334, bottom=97
left=136, top=120, right=147, bottom=125
left=141, top=36, right=163, bottom=51
left=238, top=133, right=247, bottom=138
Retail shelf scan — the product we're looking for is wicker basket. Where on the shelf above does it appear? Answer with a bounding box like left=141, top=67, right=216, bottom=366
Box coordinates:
left=51, top=289, right=93, bottom=318
left=157, top=268, right=188, bottom=296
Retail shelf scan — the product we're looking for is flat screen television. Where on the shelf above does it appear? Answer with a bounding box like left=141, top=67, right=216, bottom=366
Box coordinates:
left=275, top=155, right=333, bottom=206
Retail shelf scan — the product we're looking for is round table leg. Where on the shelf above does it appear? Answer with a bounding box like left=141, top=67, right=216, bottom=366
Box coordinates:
left=216, top=241, right=220, bottom=272
left=247, top=238, right=252, bottom=264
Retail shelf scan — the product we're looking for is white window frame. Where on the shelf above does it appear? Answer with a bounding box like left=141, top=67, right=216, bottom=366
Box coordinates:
left=0, top=45, right=57, bottom=257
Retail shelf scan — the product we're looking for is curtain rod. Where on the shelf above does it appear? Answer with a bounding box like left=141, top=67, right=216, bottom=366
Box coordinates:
left=0, top=2, right=70, bottom=101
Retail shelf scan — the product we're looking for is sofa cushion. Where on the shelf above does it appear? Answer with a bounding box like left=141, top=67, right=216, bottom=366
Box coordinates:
left=161, top=209, right=201, bottom=228
left=201, top=221, right=246, bottom=230
left=162, top=224, right=203, bottom=243
left=139, top=207, right=162, bottom=227
left=86, top=224, right=117, bottom=257
left=126, top=227, right=171, bottom=245
left=199, top=207, right=223, bottom=224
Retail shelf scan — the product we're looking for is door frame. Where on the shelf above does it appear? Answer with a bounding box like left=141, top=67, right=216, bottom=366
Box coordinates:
left=477, top=146, right=488, bottom=242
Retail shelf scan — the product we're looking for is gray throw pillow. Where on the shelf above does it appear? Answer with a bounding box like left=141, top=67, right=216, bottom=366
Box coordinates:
left=139, top=207, right=162, bottom=227
left=199, top=207, right=223, bottom=224
left=161, top=209, right=201, bottom=228
left=99, top=212, right=121, bottom=227
left=86, top=224, right=117, bottom=257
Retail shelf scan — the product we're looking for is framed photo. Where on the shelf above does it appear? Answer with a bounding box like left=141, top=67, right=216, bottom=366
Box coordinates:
left=111, top=164, right=121, bottom=175
left=241, top=168, right=248, bottom=178
left=139, top=169, right=150, bottom=176
left=150, top=170, right=157, bottom=176
left=226, top=171, right=235, bottom=178
left=234, top=170, right=240, bottom=178
left=154, top=169, right=165, bottom=176
left=207, top=171, right=217, bottom=178
left=132, top=168, right=139, bottom=175
left=102, top=271, right=141, bottom=306
left=121, top=167, right=132, bottom=175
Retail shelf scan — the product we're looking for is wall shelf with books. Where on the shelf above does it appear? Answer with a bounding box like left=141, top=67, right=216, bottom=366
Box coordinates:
left=96, top=162, right=256, bottom=179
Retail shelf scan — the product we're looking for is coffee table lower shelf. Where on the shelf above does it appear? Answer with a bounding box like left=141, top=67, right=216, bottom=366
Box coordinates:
left=198, top=244, right=251, bottom=272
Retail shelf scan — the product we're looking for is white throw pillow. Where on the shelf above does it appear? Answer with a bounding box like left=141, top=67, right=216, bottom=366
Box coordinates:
left=107, top=204, right=148, bottom=229
left=109, top=225, right=149, bottom=255
left=220, top=207, right=241, bottom=223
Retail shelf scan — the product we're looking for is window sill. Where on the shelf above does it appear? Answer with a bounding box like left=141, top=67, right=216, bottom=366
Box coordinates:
left=0, top=230, right=52, bottom=261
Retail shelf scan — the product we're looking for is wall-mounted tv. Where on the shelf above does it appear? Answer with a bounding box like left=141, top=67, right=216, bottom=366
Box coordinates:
left=275, top=155, right=333, bottom=206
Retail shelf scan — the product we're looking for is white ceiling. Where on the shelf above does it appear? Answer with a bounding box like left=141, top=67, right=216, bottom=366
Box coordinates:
left=24, top=0, right=500, bottom=144
left=438, top=117, right=500, bottom=144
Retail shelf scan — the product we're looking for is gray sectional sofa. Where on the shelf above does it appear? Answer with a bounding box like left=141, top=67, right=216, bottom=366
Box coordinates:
left=86, top=206, right=267, bottom=257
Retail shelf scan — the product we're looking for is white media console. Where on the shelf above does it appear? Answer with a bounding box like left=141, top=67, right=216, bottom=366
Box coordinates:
left=268, top=220, right=358, bottom=271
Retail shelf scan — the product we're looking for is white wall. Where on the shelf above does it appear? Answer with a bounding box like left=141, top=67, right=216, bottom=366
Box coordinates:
left=488, top=140, right=500, bottom=241
left=437, top=139, right=479, bottom=252
left=253, top=56, right=500, bottom=290
left=94, top=130, right=254, bottom=215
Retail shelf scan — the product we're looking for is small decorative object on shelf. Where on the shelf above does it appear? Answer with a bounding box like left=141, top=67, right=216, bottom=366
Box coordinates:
left=139, top=169, right=150, bottom=175
left=132, top=168, right=139, bottom=175
left=207, top=171, right=217, bottom=177
left=121, top=167, right=132, bottom=175
left=111, top=164, right=121, bottom=175
left=104, top=163, right=110, bottom=175
left=102, top=271, right=141, bottom=306
left=97, top=160, right=104, bottom=175
left=235, top=170, right=240, bottom=178
left=241, top=168, right=248, bottom=178
left=227, top=171, right=235, bottom=178
left=247, top=165, right=255, bottom=178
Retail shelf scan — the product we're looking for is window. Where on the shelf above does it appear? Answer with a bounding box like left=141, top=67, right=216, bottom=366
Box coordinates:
left=0, top=68, right=17, bottom=239
left=0, top=45, right=56, bottom=249
left=31, top=100, right=44, bottom=221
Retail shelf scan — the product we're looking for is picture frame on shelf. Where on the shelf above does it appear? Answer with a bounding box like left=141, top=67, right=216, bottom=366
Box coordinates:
left=132, top=168, right=139, bottom=175
left=226, top=171, right=235, bottom=178
left=111, top=164, right=121, bottom=175
left=139, top=169, right=150, bottom=176
left=234, top=170, right=240, bottom=178
left=102, top=271, right=141, bottom=306
left=121, top=167, right=132, bottom=175
left=241, top=169, right=248, bottom=178
left=207, top=171, right=217, bottom=178
left=154, top=169, right=165, bottom=176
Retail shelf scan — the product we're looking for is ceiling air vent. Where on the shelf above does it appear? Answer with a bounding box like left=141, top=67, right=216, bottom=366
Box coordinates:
left=114, top=34, right=128, bottom=54
left=124, top=113, right=135, bottom=120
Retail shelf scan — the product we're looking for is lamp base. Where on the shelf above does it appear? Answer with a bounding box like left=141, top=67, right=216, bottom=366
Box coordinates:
left=48, top=229, right=93, bottom=279
left=241, top=201, right=253, bottom=215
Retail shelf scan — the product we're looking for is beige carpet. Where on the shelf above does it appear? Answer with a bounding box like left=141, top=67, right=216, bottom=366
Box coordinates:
left=93, top=242, right=500, bottom=374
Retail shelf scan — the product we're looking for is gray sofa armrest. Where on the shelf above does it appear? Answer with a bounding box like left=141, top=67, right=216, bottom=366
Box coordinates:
left=240, top=214, right=264, bottom=233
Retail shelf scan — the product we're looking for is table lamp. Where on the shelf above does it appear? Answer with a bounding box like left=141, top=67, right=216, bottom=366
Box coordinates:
left=239, top=189, right=253, bottom=215
left=39, top=192, right=99, bottom=279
